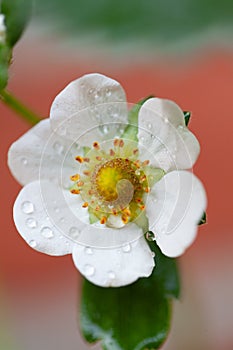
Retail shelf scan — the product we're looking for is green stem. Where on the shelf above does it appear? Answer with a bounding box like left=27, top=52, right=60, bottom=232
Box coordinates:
left=0, top=89, right=41, bottom=125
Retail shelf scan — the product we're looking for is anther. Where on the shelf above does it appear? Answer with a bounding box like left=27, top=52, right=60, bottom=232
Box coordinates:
left=119, top=139, right=124, bottom=147
left=123, top=208, right=131, bottom=217
left=82, top=202, right=88, bottom=208
left=109, top=149, right=115, bottom=156
left=70, top=189, right=80, bottom=195
left=77, top=181, right=84, bottom=187
left=83, top=170, right=90, bottom=176
left=70, top=174, right=80, bottom=181
left=112, top=208, right=117, bottom=216
left=133, top=149, right=139, bottom=155
left=139, top=204, right=146, bottom=211
left=122, top=214, right=129, bottom=224
left=140, top=175, right=147, bottom=182
left=96, top=156, right=102, bottom=161
left=144, top=187, right=150, bottom=193
left=100, top=216, right=107, bottom=224
left=93, top=141, right=100, bottom=150
left=75, top=156, right=84, bottom=163
left=114, top=139, right=120, bottom=147
left=83, top=157, right=90, bottom=162
left=142, top=160, right=150, bottom=166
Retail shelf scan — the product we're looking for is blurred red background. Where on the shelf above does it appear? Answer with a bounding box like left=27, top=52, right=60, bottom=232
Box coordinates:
left=1, top=31, right=233, bottom=350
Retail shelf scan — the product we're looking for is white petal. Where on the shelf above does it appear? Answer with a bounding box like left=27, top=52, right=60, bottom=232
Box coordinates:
left=138, top=98, right=200, bottom=171
left=8, top=119, right=78, bottom=186
left=72, top=234, right=155, bottom=287
left=50, top=73, right=128, bottom=146
left=13, top=180, right=75, bottom=256
left=146, top=171, right=207, bottom=257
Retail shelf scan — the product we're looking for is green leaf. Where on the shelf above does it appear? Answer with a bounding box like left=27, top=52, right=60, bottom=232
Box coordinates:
left=198, top=211, right=207, bottom=225
left=1, top=0, right=31, bottom=47
left=183, top=111, right=191, bottom=126
left=80, top=242, right=180, bottom=350
left=121, top=95, right=154, bottom=141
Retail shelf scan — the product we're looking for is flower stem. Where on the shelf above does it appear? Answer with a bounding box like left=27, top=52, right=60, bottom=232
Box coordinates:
left=0, top=89, right=41, bottom=125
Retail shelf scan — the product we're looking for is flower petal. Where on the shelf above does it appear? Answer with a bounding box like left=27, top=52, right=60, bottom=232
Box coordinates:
left=50, top=73, right=128, bottom=146
left=13, top=180, right=75, bottom=256
left=138, top=98, right=200, bottom=171
left=8, top=119, right=78, bottom=186
left=146, top=171, right=207, bottom=257
left=72, top=234, right=155, bottom=287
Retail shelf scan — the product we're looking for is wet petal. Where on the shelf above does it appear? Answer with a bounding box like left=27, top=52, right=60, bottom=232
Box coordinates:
left=8, top=119, right=78, bottom=186
left=138, top=98, right=200, bottom=171
left=146, top=170, right=207, bottom=257
left=72, top=234, right=155, bottom=287
left=50, top=73, right=128, bottom=146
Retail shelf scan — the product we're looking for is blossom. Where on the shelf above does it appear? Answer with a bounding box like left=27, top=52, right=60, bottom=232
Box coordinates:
left=0, top=14, right=6, bottom=44
left=8, top=73, right=206, bottom=287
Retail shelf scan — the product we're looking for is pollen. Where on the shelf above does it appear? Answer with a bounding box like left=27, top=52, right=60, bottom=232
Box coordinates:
left=70, top=174, right=80, bottom=181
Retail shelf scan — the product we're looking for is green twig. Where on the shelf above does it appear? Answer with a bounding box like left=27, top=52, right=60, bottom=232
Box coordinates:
left=0, top=89, right=41, bottom=125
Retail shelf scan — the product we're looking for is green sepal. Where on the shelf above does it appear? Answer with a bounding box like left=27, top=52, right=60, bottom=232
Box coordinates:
left=198, top=211, right=207, bottom=225
left=121, top=95, right=154, bottom=141
left=1, top=0, right=31, bottom=47
left=80, top=242, right=180, bottom=350
left=183, top=111, right=191, bottom=126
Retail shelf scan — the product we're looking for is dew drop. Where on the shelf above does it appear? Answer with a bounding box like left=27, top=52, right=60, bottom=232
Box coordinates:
left=151, top=252, right=155, bottom=258
left=147, top=123, right=152, bottom=129
left=21, top=201, right=34, bottom=214
left=164, top=117, right=169, bottom=124
left=88, top=88, right=94, bottom=95
left=26, top=218, right=37, bottom=228
left=84, top=246, right=93, bottom=255
left=29, top=240, right=37, bottom=248
left=94, top=90, right=100, bottom=99
left=140, top=136, right=145, bottom=142
left=84, top=264, right=95, bottom=276
left=99, top=125, right=109, bottom=135
left=108, top=271, right=116, bottom=279
left=106, top=88, right=112, bottom=97
left=69, top=226, right=80, bottom=239
left=146, top=231, right=155, bottom=241
left=122, top=243, right=131, bottom=253
left=53, top=142, right=64, bottom=155
left=41, top=227, right=54, bottom=239
left=21, top=157, right=28, bottom=165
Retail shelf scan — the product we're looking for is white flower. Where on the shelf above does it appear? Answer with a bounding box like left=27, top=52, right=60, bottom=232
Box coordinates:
left=0, top=14, right=6, bottom=44
left=8, top=73, right=207, bottom=287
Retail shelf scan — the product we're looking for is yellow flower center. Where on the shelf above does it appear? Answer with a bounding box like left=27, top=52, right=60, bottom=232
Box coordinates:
left=69, top=139, right=153, bottom=226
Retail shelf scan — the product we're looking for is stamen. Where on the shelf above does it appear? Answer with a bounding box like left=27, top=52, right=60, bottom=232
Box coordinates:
left=82, top=202, right=88, bottom=208
left=70, top=174, right=80, bottom=181
left=75, top=156, right=84, bottom=163
left=144, top=187, right=150, bottom=193
left=70, top=189, right=80, bottom=195
left=83, top=157, right=90, bottom=163
left=122, top=214, right=129, bottom=224
left=119, top=139, right=124, bottom=148
left=123, top=208, right=131, bottom=217
left=93, top=141, right=100, bottom=150
left=96, top=156, right=102, bottom=161
left=140, top=175, right=147, bottom=182
left=142, top=160, right=150, bottom=166
left=112, top=208, right=117, bottom=216
left=139, top=204, right=146, bottom=211
left=133, top=149, right=139, bottom=155
left=83, top=170, right=91, bottom=176
left=77, top=181, right=84, bottom=187
left=109, top=149, right=115, bottom=156
left=114, top=139, right=120, bottom=147
left=100, top=216, right=107, bottom=224
left=133, top=160, right=141, bottom=168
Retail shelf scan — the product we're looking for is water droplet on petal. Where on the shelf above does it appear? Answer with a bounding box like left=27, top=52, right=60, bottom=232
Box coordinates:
left=21, top=201, right=34, bottom=214
left=99, top=125, right=109, bottom=135
left=164, top=118, right=169, bottom=124
left=151, top=252, right=155, bottom=258
left=84, top=264, right=95, bottom=276
left=106, top=88, right=112, bottom=97
left=122, top=243, right=131, bottom=253
left=94, top=90, right=100, bottom=99
left=21, top=157, right=28, bottom=165
left=88, top=88, right=94, bottom=96
left=41, top=227, right=54, bottom=238
left=108, top=271, right=116, bottom=279
left=26, top=218, right=37, bottom=228
left=148, top=123, right=152, bottom=129
left=69, top=227, right=80, bottom=239
left=84, top=246, right=93, bottom=255
left=53, top=142, right=64, bottom=155
left=146, top=231, right=155, bottom=242
left=29, top=240, right=37, bottom=248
